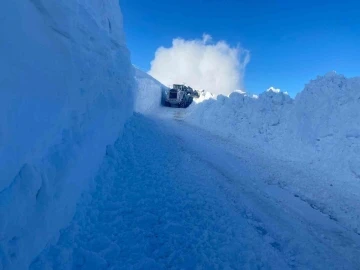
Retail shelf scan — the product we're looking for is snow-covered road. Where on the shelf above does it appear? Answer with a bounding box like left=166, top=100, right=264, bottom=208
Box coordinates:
left=31, top=112, right=360, bottom=270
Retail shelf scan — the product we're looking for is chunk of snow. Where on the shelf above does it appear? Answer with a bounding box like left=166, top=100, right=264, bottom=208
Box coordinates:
left=233, top=89, right=246, bottom=95
left=267, top=87, right=281, bottom=93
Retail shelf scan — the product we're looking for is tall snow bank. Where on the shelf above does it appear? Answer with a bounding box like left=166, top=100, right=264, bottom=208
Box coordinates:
left=189, top=88, right=294, bottom=155
left=0, top=0, right=134, bottom=268
left=290, top=73, right=360, bottom=195
left=188, top=72, right=360, bottom=232
left=134, top=67, right=168, bottom=113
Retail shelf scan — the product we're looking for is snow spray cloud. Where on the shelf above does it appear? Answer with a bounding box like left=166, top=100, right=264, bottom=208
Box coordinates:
left=148, top=34, right=250, bottom=95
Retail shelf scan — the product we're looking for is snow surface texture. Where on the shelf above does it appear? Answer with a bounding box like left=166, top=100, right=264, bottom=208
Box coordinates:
left=0, top=0, right=134, bottom=269
left=30, top=114, right=360, bottom=269
left=188, top=72, right=360, bottom=234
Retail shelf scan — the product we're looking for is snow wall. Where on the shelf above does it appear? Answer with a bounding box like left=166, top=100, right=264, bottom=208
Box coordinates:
left=0, top=1, right=134, bottom=269
left=134, top=67, right=167, bottom=113
left=188, top=72, right=360, bottom=232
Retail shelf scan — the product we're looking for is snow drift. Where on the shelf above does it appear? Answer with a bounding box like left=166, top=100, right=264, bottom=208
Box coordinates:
left=188, top=72, right=360, bottom=233
left=0, top=0, right=134, bottom=268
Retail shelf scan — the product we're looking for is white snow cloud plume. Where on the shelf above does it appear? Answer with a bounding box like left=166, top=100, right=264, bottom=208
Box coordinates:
left=148, top=34, right=250, bottom=95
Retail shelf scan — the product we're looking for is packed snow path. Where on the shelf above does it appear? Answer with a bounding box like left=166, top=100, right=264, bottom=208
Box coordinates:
left=31, top=113, right=360, bottom=270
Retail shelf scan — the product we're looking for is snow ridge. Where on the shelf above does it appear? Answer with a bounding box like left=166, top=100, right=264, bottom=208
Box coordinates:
left=188, top=73, right=360, bottom=233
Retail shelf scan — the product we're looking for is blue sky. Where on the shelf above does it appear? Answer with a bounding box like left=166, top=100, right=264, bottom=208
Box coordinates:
left=120, top=0, right=360, bottom=96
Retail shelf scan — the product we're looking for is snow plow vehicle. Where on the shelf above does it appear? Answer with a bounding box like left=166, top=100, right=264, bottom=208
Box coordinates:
left=163, top=84, right=198, bottom=108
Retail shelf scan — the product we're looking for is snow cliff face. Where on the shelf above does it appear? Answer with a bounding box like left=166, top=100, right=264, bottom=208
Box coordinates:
left=134, top=67, right=167, bottom=113
left=292, top=74, right=360, bottom=209
left=292, top=73, right=360, bottom=145
left=189, top=88, right=293, bottom=154
left=188, top=72, right=360, bottom=232
left=190, top=72, right=360, bottom=162
left=0, top=0, right=134, bottom=268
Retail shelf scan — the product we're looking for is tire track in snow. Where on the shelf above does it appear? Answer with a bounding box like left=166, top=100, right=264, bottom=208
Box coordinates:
left=30, top=113, right=359, bottom=270
left=154, top=113, right=360, bottom=269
